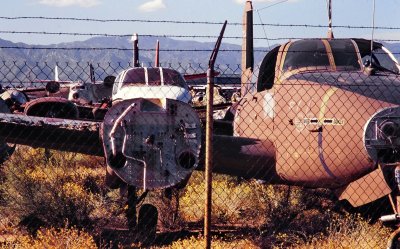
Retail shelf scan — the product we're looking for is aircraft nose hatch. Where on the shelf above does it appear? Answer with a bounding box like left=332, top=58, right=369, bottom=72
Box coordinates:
left=364, top=107, right=400, bottom=164
left=101, top=98, right=202, bottom=190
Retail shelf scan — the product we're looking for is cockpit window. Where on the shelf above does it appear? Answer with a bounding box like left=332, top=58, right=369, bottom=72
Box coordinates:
left=369, top=48, right=400, bottom=74
left=328, top=40, right=360, bottom=70
left=114, top=73, right=121, bottom=85
left=283, top=40, right=330, bottom=71
left=112, top=73, right=122, bottom=95
left=122, top=68, right=146, bottom=86
left=162, top=69, right=187, bottom=88
left=147, top=68, right=161, bottom=86
left=118, top=67, right=187, bottom=88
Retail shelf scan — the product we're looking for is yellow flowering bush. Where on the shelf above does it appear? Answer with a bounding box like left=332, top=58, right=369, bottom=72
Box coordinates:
left=1, top=227, right=97, bottom=249
left=160, top=235, right=259, bottom=249
left=289, top=214, right=391, bottom=249
left=0, top=147, right=106, bottom=233
left=179, top=172, right=307, bottom=226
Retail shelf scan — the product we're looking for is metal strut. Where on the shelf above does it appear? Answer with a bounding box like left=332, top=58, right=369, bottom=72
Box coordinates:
left=127, top=185, right=137, bottom=232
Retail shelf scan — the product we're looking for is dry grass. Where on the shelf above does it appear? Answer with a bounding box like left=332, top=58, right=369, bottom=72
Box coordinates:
left=289, top=214, right=391, bottom=249
left=158, top=235, right=259, bottom=249
left=0, top=147, right=117, bottom=233
left=179, top=173, right=265, bottom=224
left=0, top=227, right=97, bottom=249
left=0, top=148, right=394, bottom=248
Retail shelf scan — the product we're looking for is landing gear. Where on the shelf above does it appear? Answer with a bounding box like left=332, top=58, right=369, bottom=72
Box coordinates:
left=137, top=204, right=158, bottom=244
left=125, top=186, right=158, bottom=245
left=126, top=186, right=137, bottom=231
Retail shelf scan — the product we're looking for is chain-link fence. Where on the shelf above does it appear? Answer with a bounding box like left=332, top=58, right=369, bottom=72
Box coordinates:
left=0, top=53, right=398, bottom=248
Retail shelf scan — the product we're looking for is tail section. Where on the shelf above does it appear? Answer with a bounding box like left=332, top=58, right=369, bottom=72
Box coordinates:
left=155, top=40, right=160, bottom=67
left=54, top=65, right=60, bottom=82
left=90, top=63, right=95, bottom=83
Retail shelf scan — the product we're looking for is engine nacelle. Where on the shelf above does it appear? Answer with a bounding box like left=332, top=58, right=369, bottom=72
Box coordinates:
left=101, top=98, right=202, bottom=190
left=24, top=97, right=79, bottom=119
left=364, top=107, right=400, bottom=164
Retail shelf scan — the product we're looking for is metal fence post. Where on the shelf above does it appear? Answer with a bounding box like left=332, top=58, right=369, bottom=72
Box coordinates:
left=204, top=67, right=214, bottom=249
left=204, top=20, right=227, bottom=249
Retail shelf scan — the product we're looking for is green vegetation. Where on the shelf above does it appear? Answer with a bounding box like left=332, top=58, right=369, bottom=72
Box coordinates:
left=0, top=147, right=394, bottom=248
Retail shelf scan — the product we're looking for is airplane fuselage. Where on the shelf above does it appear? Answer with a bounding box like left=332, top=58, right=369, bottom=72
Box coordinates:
left=233, top=71, right=400, bottom=188
left=214, top=38, right=400, bottom=193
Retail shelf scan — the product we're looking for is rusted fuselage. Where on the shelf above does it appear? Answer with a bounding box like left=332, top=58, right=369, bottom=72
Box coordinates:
left=216, top=38, right=400, bottom=191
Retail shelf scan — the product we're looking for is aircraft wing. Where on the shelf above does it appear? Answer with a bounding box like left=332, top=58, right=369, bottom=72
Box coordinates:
left=0, top=98, right=282, bottom=190
left=0, top=113, right=103, bottom=156
left=0, top=98, right=206, bottom=190
left=183, top=71, right=220, bottom=81
left=0, top=109, right=278, bottom=179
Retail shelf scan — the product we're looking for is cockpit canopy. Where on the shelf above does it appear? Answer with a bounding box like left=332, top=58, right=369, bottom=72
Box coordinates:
left=257, top=38, right=400, bottom=92
left=112, top=67, right=191, bottom=103
left=114, top=67, right=187, bottom=89
left=282, top=39, right=361, bottom=72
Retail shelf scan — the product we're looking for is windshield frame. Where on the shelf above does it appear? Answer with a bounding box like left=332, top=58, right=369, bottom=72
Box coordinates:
left=276, top=39, right=363, bottom=83
left=116, top=67, right=188, bottom=89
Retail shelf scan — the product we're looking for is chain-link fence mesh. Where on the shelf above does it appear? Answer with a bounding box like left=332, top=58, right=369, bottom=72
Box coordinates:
left=0, top=50, right=398, bottom=248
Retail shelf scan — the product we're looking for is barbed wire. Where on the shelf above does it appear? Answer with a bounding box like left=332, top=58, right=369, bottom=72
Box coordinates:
left=1, top=31, right=400, bottom=42
left=0, top=16, right=230, bottom=25
left=1, top=16, right=400, bottom=30
left=0, top=30, right=262, bottom=40
left=0, top=46, right=255, bottom=52
left=0, top=30, right=289, bottom=40
left=260, top=23, right=400, bottom=30
left=1, top=46, right=399, bottom=55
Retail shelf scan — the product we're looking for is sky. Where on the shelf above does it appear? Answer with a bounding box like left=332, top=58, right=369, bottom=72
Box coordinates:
left=0, top=0, right=399, bottom=47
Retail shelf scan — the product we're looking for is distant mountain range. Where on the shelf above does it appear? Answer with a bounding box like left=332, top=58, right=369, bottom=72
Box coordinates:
left=0, top=36, right=270, bottom=83
left=0, top=36, right=270, bottom=68
left=0, top=36, right=398, bottom=83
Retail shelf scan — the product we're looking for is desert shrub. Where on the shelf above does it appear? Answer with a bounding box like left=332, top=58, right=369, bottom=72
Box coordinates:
left=0, top=227, right=97, bottom=249
left=153, top=188, right=185, bottom=230
left=258, top=186, right=336, bottom=237
left=159, top=235, right=259, bottom=249
left=179, top=172, right=342, bottom=248
left=289, top=214, right=391, bottom=249
left=0, top=147, right=108, bottom=233
left=179, top=172, right=320, bottom=227
left=179, top=173, right=267, bottom=224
